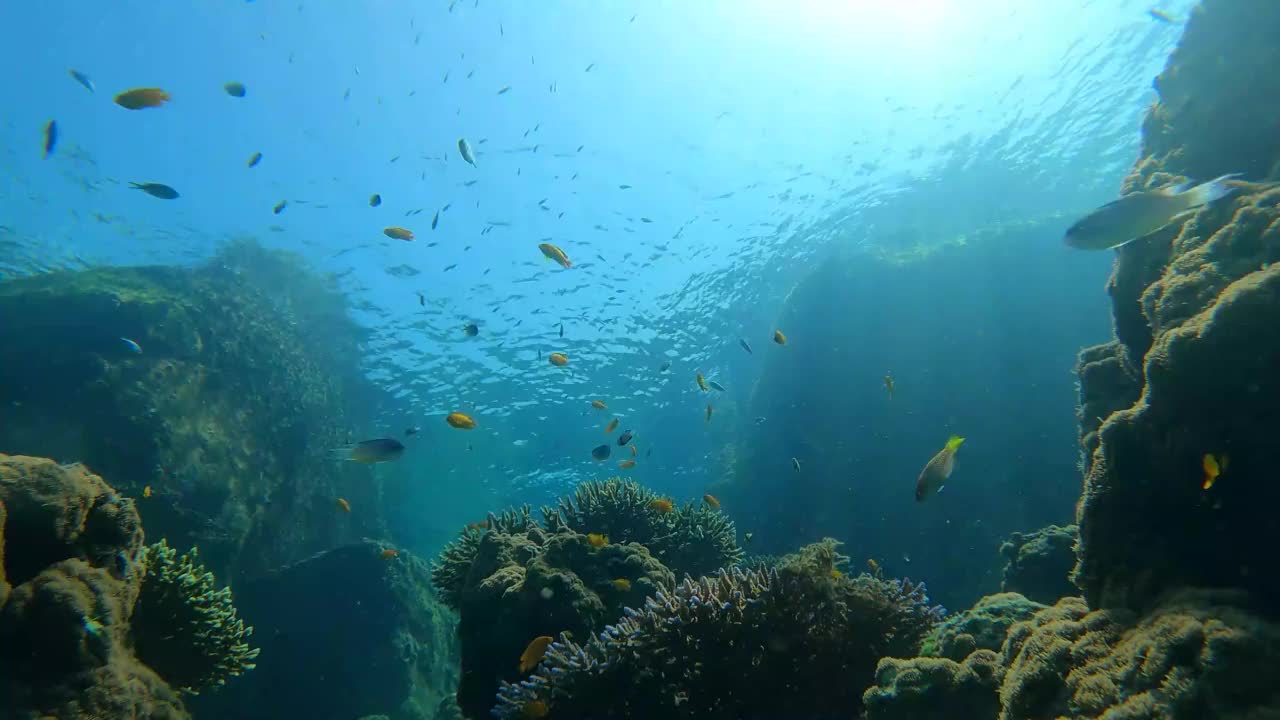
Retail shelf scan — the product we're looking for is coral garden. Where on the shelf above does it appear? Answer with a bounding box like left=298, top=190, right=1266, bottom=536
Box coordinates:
left=0, top=239, right=378, bottom=581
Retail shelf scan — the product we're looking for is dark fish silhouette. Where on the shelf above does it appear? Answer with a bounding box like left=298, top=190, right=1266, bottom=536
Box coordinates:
left=43, top=120, right=57, bottom=159
left=129, top=182, right=179, bottom=199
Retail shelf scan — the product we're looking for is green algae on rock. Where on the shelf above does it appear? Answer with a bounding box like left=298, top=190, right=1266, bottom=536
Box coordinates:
left=132, top=539, right=259, bottom=693
left=0, top=239, right=377, bottom=581
left=920, top=592, right=1045, bottom=662
left=0, top=454, right=190, bottom=720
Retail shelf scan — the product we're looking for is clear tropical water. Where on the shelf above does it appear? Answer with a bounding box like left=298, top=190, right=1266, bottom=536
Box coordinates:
left=1, top=0, right=1190, bottom=595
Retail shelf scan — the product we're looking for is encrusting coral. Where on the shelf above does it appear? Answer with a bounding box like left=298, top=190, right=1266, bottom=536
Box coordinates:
left=863, top=650, right=1002, bottom=720
left=491, top=539, right=943, bottom=720
left=998, top=525, right=1078, bottom=604
left=0, top=454, right=189, bottom=719
left=919, top=592, right=1045, bottom=661
left=132, top=539, right=259, bottom=694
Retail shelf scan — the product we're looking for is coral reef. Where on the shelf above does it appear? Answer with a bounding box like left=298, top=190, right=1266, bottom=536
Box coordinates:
left=132, top=539, right=259, bottom=693
left=431, top=479, right=744, bottom=719
left=998, top=525, right=1078, bottom=604
left=542, top=477, right=744, bottom=578
left=0, top=239, right=376, bottom=581
left=864, top=588, right=1280, bottom=719
left=190, top=540, right=458, bottom=720
left=863, top=650, right=1001, bottom=720
left=0, top=454, right=189, bottom=719
left=1072, top=0, right=1280, bottom=611
left=491, top=539, right=943, bottom=720
left=920, top=592, right=1045, bottom=661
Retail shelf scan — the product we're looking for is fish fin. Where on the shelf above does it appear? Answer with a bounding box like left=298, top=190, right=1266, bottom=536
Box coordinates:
left=1184, top=173, right=1243, bottom=206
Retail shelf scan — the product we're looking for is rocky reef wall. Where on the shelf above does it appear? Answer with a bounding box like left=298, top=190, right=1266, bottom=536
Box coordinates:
left=0, top=239, right=381, bottom=581
left=1073, top=0, right=1280, bottom=612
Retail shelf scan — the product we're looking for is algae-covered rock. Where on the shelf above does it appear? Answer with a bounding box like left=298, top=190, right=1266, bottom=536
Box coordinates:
left=0, top=239, right=376, bottom=581
left=998, top=525, right=1078, bottom=604
left=1073, top=0, right=1280, bottom=612
left=0, top=454, right=189, bottom=719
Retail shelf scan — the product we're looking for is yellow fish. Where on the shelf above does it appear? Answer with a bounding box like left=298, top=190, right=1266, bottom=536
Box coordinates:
left=538, top=242, right=572, bottom=268
left=916, top=435, right=965, bottom=501
left=383, top=226, right=415, bottom=241
left=1202, top=453, right=1228, bottom=490
left=773, top=329, right=787, bottom=345
left=549, top=352, right=569, bottom=366
left=519, top=635, right=554, bottom=673
left=446, top=412, right=477, bottom=429
left=114, top=87, right=170, bottom=110
left=695, top=372, right=709, bottom=392
left=586, top=533, right=608, bottom=548
left=142, top=485, right=152, bottom=498
left=591, top=400, right=608, bottom=410
left=612, top=578, right=632, bottom=591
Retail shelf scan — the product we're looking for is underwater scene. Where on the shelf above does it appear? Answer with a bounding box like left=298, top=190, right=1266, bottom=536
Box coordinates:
left=2, top=0, right=1279, bottom=718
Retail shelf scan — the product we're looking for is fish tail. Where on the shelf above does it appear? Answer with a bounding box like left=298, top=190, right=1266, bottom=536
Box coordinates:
left=945, top=435, right=965, bottom=451
left=1186, top=173, right=1242, bottom=207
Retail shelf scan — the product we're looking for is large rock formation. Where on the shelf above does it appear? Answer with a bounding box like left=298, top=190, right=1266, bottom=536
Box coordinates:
left=1072, top=0, right=1280, bottom=612
left=0, top=240, right=377, bottom=581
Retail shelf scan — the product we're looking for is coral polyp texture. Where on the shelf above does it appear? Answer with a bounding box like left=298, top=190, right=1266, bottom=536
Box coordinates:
left=1072, top=0, right=1280, bottom=611
left=132, top=539, right=259, bottom=693
left=492, top=539, right=943, bottom=720
left=0, top=454, right=189, bottom=719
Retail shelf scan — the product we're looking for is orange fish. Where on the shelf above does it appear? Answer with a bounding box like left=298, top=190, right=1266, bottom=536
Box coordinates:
left=604, top=418, right=619, bottom=434
left=1202, top=453, right=1228, bottom=490
left=380, top=548, right=399, bottom=559
left=591, top=400, right=607, bottom=410
left=522, top=700, right=549, bottom=719
left=773, top=329, right=787, bottom=345
left=612, top=578, right=632, bottom=591
left=538, top=242, right=572, bottom=268
left=466, top=520, right=490, bottom=531
left=586, top=532, right=608, bottom=548
left=142, top=485, right=152, bottom=498
left=702, top=494, right=720, bottom=509
left=114, top=88, right=170, bottom=110
left=649, top=498, right=673, bottom=513
left=549, top=352, right=569, bottom=366
left=336, top=497, right=352, bottom=513
left=619, top=459, right=636, bottom=469
left=519, top=635, right=555, bottom=672
left=384, top=226, right=415, bottom=241
left=695, top=372, right=709, bottom=392
left=705, top=403, right=714, bottom=422
left=446, top=411, right=477, bottom=429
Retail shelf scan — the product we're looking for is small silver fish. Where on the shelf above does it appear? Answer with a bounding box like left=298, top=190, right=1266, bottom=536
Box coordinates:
left=120, top=337, right=142, bottom=354
left=458, top=138, right=477, bottom=166
left=791, top=457, right=801, bottom=472
left=68, top=69, right=95, bottom=93
left=739, top=338, right=752, bottom=354
left=1064, top=174, right=1239, bottom=250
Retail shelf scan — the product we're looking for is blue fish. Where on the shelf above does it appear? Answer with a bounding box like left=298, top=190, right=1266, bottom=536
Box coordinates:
left=68, top=69, right=95, bottom=93
left=120, top=337, right=142, bottom=354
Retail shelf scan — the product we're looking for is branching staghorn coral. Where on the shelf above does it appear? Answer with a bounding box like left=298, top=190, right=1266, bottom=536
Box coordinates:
left=542, top=478, right=743, bottom=578
left=493, top=539, right=943, bottom=720
left=132, top=539, right=259, bottom=693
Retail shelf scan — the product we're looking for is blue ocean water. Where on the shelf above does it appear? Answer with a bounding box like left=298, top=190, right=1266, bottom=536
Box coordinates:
left=0, top=1, right=1190, bottom=579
